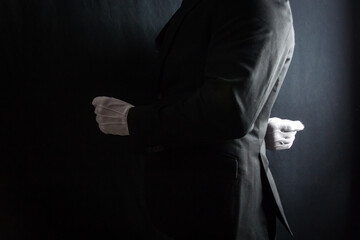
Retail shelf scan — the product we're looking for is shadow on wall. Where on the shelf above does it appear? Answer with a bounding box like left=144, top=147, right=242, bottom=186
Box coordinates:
left=0, top=0, right=181, bottom=239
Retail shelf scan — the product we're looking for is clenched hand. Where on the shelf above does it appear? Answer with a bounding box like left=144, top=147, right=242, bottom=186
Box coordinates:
left=92, top=96, right=134, bottom=136
left=265, top=117, right=305, bottom=150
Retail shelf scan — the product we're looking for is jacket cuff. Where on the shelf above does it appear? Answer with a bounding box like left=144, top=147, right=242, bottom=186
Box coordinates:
left=127, top=105, right=165, bottom=153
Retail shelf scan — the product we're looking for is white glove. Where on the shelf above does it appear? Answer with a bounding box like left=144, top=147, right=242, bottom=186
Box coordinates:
left=92, top=96, right=134, bottom=136
left=265, top=117, right=305, bottom=151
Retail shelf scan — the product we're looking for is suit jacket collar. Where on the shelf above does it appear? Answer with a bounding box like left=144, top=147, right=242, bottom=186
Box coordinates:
left=155, top=0, right=203, bottom=59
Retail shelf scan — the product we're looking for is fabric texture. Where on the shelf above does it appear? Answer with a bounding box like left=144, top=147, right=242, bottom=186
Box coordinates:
left=127, top=0, right=295, bottom=239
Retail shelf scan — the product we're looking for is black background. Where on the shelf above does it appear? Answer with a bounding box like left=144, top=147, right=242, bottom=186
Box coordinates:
left=0, top=0, right=358, bottom=239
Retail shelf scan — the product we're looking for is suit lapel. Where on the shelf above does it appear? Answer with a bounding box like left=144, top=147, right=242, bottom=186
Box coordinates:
left=156, top=0, right=203, bottom=59
left=155, top=8, right=178, bottom=51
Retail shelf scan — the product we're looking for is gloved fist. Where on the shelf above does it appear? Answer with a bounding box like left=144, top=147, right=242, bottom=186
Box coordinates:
left=92, top=96, right=134, bottom=136
left=265, top=117, right=304, bottom=150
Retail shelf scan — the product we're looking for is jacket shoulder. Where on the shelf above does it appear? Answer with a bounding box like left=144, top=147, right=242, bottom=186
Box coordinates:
left=209, top=0, right=293, bottom=31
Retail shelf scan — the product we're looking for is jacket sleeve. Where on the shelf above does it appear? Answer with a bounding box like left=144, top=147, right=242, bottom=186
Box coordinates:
left=127, top=2, right=293, bottom=152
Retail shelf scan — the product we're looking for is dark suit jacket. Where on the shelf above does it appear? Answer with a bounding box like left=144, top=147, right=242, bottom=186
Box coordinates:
left=127, top=0, right=295, bottom=239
